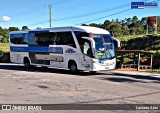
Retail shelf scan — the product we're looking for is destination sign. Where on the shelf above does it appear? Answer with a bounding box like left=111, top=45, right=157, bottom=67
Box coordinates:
left=131, top=2, right=158, bottom=9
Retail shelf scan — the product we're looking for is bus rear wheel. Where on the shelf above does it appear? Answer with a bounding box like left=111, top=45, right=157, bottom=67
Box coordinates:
left=24, top=58, right=31, bottom=68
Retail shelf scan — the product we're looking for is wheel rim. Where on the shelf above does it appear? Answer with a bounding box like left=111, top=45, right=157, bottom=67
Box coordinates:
left=25, top=60, right=30, bottom=67
left=26, top=62, right=29, bottom=67
left=70, top=64, right=76, bottom=72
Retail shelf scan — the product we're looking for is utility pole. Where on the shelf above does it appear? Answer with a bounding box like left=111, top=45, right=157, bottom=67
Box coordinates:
left=48, top=5, right=52, bottom=27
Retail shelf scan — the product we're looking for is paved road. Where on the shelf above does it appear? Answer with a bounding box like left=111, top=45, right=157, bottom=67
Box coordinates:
left=0, top=63, right=160, bottom=113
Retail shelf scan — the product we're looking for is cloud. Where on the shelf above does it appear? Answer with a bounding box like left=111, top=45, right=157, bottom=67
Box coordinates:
left=0, top=16, right=11, bottom=22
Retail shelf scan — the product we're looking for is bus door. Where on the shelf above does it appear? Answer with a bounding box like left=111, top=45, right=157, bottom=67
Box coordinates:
left=79, top=38, right=93, bottom=70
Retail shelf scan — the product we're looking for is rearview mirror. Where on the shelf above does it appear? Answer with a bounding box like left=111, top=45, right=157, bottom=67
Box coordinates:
left=112, top=37, right=121, bottom=48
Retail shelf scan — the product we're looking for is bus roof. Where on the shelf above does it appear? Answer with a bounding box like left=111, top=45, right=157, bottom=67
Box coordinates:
left=10, top=26, right=110, bottom=35
left=72, top=26, right=110, bottom=34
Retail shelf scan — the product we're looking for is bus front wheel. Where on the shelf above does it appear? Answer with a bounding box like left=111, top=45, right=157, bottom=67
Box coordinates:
left=69, top=61, right=78, bottom=73
left=90, top=71, right=97, bottom=74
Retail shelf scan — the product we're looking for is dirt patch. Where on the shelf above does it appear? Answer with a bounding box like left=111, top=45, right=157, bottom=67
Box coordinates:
left=36, top=85, right=49, bottom=89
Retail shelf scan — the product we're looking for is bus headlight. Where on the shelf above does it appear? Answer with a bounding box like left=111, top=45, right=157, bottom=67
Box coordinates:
left=104, top=62, right=115, bottom=66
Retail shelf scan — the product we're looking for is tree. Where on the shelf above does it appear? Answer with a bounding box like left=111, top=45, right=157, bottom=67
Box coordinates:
left=89, top=23, right=100, bottom=27
left=22, top=26, right=29, bottom=31
left=121, top=20, right=126, bottom=26
left=141, top=17, right=147, bottom=26
left=128, top=16, right=139, bottom=35
left=103, top=20, right=111, bottom=30
left=8, top=27, right=20, bottom=32
left=115, top=18, right=120, bottom=23
left=81, top=24, right=88, bottom=26
left=1, top=37, right=8, bottom=43
left=130, top=27, right=136, bottom=35
left=122, top=25, right=129, bottom=36
left=0, top=35, right=3, bottom=42
left=109, top=22, right=122, bottom=37
left=157, top=17, right=160, bottom=33
left=136, top=27, right=145, bottom=35
left=0, top=27, right=9, bottom=43
left=126, top=18, right=132, bottom=25
left=132, top=16, right=138, bottom=23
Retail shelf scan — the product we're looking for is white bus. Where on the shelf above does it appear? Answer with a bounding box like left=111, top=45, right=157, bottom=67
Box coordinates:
left=9, top=26, right=120, bottom=73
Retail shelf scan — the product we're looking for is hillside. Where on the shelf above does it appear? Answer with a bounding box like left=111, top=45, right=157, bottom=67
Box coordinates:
left=117, top=34, right=160, bottom=69
left=121, top=34, right=160, bottom=52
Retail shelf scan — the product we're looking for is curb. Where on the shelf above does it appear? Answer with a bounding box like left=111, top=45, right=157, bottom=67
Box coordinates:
left=112, top=70, right=160, bottom=79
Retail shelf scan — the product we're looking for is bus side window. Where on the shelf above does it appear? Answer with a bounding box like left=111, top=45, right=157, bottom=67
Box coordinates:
left=50, top=32, right=57, bottom=45
left=10, top=34, right=28, bottom=45
left=55, top=32, right=76, bottom=48
left=55, top=36, right=61, bottom=45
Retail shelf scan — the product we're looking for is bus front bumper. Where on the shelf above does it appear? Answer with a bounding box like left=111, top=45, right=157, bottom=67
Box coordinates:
left=91, top=59, right=116, bottom=71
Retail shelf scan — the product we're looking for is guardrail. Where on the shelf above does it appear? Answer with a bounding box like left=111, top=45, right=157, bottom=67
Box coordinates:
left=116, top=50, right=155, bottom=71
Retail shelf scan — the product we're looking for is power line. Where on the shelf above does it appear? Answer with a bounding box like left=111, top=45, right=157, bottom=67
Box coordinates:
left=74, top=0, right=159, bottom=25
left=10, top=0, right=159, bottom=28
left=11, top=5, right=46, bottom=19
left=3, top=0, right=76, bottom=27
left=27, top=4, right=130, bottom=27
left=8, top=0, right=75, bottom=21
left=8, top=0, right=104, bottom=24
left=28, top=20, right=49, bottom=27
left=27, top=0, right=151, bottom=27
left=29, top=0, right=152, bottom=24
left=28, top=9, right=131, bottom=27
left=74, top=9, right=131, bottom=26
left=52, top=4, right=129, bottom=21
left=52, top=0, right=104, bottom=13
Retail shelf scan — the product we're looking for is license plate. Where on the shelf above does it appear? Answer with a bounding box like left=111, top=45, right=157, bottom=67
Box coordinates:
left=105, top=67, right=109, bottom=69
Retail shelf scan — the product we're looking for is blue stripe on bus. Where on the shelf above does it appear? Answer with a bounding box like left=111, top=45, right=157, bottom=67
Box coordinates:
left=10, top=46, right=63, bottom=54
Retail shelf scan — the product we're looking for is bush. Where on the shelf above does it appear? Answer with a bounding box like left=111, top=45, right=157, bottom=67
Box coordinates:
left=151, top=50, right=160, bottom=58
left=155, top=50, right=160, bottom=57
left=0, top=43, right=9, bottom=53
left=0, top=52, right=10, bottom=63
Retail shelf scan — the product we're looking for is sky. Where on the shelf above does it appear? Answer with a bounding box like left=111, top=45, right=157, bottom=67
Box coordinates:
left=0, top=0, right=159, bottom=29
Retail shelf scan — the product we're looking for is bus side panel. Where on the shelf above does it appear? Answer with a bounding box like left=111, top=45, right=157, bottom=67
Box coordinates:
left=29, top=52, right=50, bottom=65
left=10, top=52, right=29, bottom=64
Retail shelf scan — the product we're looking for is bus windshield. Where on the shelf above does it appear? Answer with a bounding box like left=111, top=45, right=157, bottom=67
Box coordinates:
left=93, top=34, right=115, bottom=59
left=74, top=31, right=115, bottom=59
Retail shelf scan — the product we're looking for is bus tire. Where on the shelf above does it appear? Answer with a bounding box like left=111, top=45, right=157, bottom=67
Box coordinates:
left=24, top=57, right=31, bottom=68
left=90, top=71, right=97, bottom=74
left=69, top=61, right=78, bottom=73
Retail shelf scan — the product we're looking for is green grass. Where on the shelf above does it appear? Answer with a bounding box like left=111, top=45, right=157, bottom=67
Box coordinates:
left=146, top=70, right=160, bottom=74
left=118, top=33, right=160, bottom=42
left=118, top=35, right=145, bottom=41
left=0, top=43, right=10, bottom=53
